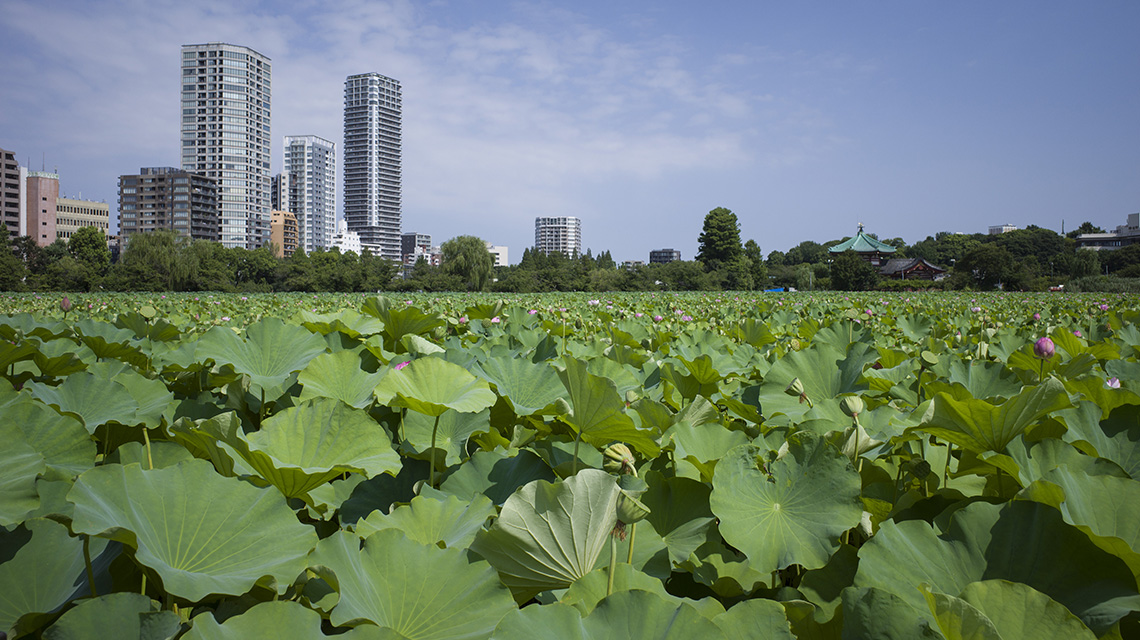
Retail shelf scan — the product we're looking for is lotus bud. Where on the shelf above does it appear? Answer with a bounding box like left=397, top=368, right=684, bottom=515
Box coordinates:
left=615, top=491, right=650, bottom=525
left=784, top=378, right=813, bottom=408
left=554, top=397, right=572, bottom=416
left=625, top=390, right=639, bottom=406
left=839, top=395, right=864, bottom=418
left=603, top=443, right=636, bottom=475
left=60, top=296, right=72, bottom=313
left=1034, top=337, right=1055, bottom=360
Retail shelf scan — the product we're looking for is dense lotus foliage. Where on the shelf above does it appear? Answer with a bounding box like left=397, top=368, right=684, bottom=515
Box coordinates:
left=2, top=290, right=1140, bottom=638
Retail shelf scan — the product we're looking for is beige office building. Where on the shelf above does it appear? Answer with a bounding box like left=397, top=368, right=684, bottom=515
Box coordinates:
left=55, top=197, right=110, bottom=242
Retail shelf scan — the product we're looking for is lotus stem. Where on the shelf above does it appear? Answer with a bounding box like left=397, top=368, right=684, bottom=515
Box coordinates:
left=607, top=532, right=617, bottom=597
left=943, top=441, right=953, bottom=489
left=572, top=429, right=582, bottom=475
left=430, top=414, right=441, bottom=488
left=141, top=573, right=147, bottom=597
left=143, top=427, right=154, bottom=470
left=83, top=535, right=97, bottom=597
left=626, top=523, right=636, bottom=565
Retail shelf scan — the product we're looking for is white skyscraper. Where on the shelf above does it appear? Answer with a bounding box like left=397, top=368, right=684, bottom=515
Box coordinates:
left=181, top=43, right=271, bottom=249
left=283, top=135, right=336, bottom=253
left=343, top=72, right=402, bottom=260
left=535, top=216, right=582, bottom=257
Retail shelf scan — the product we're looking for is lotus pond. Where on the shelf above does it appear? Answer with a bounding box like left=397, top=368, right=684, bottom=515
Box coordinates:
left=2, top=291, right=1140, bottom=639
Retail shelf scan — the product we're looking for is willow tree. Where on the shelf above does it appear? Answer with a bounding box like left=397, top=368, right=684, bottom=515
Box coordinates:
left=441, top=235, right=494, bottom=291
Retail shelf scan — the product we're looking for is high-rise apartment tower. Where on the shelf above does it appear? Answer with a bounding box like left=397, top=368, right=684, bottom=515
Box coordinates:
left=118, top=168, right=219, bottom=241
left=534, top=216, right=582, bottom=257
left=343, top=72, right=402, bottom=260
left=283, top=135, right=336, bottom=253
left=180, top=43, right=271, bottom=249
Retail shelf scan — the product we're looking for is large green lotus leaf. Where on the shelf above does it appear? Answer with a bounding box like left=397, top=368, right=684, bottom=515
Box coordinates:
left=114, top=441, right=196, bottom=470
left=298, top=350, right=386, bottom=409
left=710, top=433, right=862, bottom=575
left=854, top=500, right=1140, bottom=634
left=114, top=311, right=183, bottom=342
left=843, top=586, right=943, bottom=639
left=25, top=372, right=139, bottom=432
left=0, top=438, right=44, bottom=526
left=110, top=368, right=176, bottom=428
left=68, top=459, right=318, bottom=601
left=1059, top=402, right=1140, bottom=478
left=470, top=469, right=621, bottom=602
left=929, top=359, right=1024, bottom=401
left=0, top=340, right=37, bottom=374
left=586, top=355, right=649, bottom=398
left=2, top=391, right=93, bottom=481
left=1000, top=437, right=1126, bottom=488
left=1062, top=376, right=1140, bottom=418
left=915, top=377, right=1072, bottom=454
left=184, top=600, right=405, bottom=640
left=641, top=471, right=715, bottom=565
left=474, top=356, right=564, bottom=415
left=438, top=449, right=556, bottom=505
left=665, top=422, right=748, bottom=482
left=490, top=590, right=727, bottom=640
left=361, top=296, right=446, bottom=352
left=30, top=336, right=93, bottom=378
left=403, top=408, right=491, bottom=465
left=0, top=518, right=108, bottom=638
left=168, top=415, right=241, bottom=477
left=43, top=592, right=180, bottom=640
left=310, top=529, right=516, bottom=638
left=711, top=598, right=795, bottom=640
left=558, top=358, right=660, bottom=457
left=196, top=318, right=327, bottom=400
left=213, top=401, right=402, bottom=500
left=375, top=357, right=496, bottom=417
left=756, top=343, right=872, bottom=420
left=923, top=580, right=1098, bottom=640
left=559, top=564, right=673, bottom=615
left=295, top=309, right=385, bottom=338
left=74, top=319, right=146, bottom=365
left=353, top=494, right=495, bottom=549
left=1023, top=468, right=1140, bottom=580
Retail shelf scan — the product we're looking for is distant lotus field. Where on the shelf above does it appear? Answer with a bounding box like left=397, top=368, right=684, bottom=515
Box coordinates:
left=2, top=291, right=1139, bottom=638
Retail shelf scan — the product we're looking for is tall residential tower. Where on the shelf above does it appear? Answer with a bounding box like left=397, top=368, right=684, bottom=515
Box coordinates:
left=181, top=43, right=271, bottom=249
left=283, top=135, right=336, bottom=253
left=534, top=216, right=581, bottom=257
left=343, top=72, right=402, bottom=260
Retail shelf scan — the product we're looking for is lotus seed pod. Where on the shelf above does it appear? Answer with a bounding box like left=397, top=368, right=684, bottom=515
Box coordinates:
left=785, top=378, right=805, bottom=397
left=910, top=459, right=932, bottom=479
left=839, top=395, right=865, bottom=418
left=554, top=397, right=572, bottom=416
left=1034, top=336, right=1055, bottom=359
left=603, top=443, right=636, bottom=475
left=615, top=491, right=650, bottom=524
left=788, top=338, right=801, bottom=351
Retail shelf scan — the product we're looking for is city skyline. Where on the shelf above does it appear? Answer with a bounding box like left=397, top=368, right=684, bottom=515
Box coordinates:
left=1, top=2, right=1137, bottom=263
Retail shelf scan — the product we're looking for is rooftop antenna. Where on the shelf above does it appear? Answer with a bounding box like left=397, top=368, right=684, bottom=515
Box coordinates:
left=858, top=222, right=864, bottom=233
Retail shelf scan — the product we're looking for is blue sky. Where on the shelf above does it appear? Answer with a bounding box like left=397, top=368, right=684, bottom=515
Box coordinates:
left=2, top=1, right=1137, bottom=263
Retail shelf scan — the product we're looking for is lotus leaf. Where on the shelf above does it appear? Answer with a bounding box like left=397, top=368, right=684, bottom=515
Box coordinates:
left=25, top=372, right=139, bottom=432
left=374, top=357, right=496, bottom=417
left=474, top=356, right=564, bottom=415
left=438, top=448, right=556, bottom=505
left=196, top=317, right=327, bottom=401
left=640, top=471, right=715, bottom=565
left=854, top=500, right=1140, bottom=634
left=558, top=564, right=673, bottom=615
left=43, top=592, right=180, bottom=640
left=0, top=439, right=45, bottom=526
left=353, top=493, right=495, bottom=549
left=0, top=518, right=108, bottom=637
left=184, top=600, right=406, bottom=640
left=402, top=408, right=491, bottom=465
left=470, top=469, right=621, bottom=602
left=916, top=377, right=1072, bottom=454
left=489, top=590, right=727, bottom=640
left=711, top=433, right=862, bottom=574
left=712, top=598, right=796, bottom=640
left=923, top=580, right=1097, bottom=640
left=558, top=358, right=661, bottom=457
left=310, top=529, right=515, bottom=639
left=68, top=459, right=318, bottom=601
left=298, top=350, right=386, bottom=408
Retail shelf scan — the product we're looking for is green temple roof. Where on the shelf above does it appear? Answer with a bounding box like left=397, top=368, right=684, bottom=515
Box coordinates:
left=828, top=224, right=897, bottom=254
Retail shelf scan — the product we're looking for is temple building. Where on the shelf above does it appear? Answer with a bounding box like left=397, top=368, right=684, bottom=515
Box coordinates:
left=879, top=257, right=947, bottom=280
left=827, top=224, right=897, bottom=267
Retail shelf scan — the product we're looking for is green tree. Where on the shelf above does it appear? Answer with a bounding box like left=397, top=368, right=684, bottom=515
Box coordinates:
left=829, top=250, right=879, bottom=291
left=441, top=235, right=494, bottom=291
left=1069, top=249, right=1101, bottom=279
left=0, top=232, right=27, bottom=291
left=743, top=239, right=769, bottom=290
left=68, top=226, right=111, bottom=275
left=696, top=207, right=743, bottom=269
left=108, top=232, right=197, bottom=291
left=784, top=240, right=827, bottom=266
left=1067, top=221, right=1106, bottom=239
left=957, top=244, right=1016, bottom=290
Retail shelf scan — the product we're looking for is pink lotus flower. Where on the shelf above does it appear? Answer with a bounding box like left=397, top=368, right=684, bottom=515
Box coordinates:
left=681, top=315, right=693, bottom=321
left=491, top=316, right=501, bottom=324
left=528, top=309, right=537, bottom=315
left=1107, top=377, right=1121, bottom=389
left=395, top=361, right=411, bottom=370
left=653, top=315, right=663, bottom=322
left=1073, top=330, right=1082, bottom=338
left=1033, top=313, right=1041, bottom=320
left=60, top=296, right=71, bottom=313
left=458, top=316, right=468, bottom=323
left=1100, top=304, right=1109, bottom=311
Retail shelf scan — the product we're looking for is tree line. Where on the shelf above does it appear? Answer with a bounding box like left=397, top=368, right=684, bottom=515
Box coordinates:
left=3, top=213, right=1138, bottom=293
